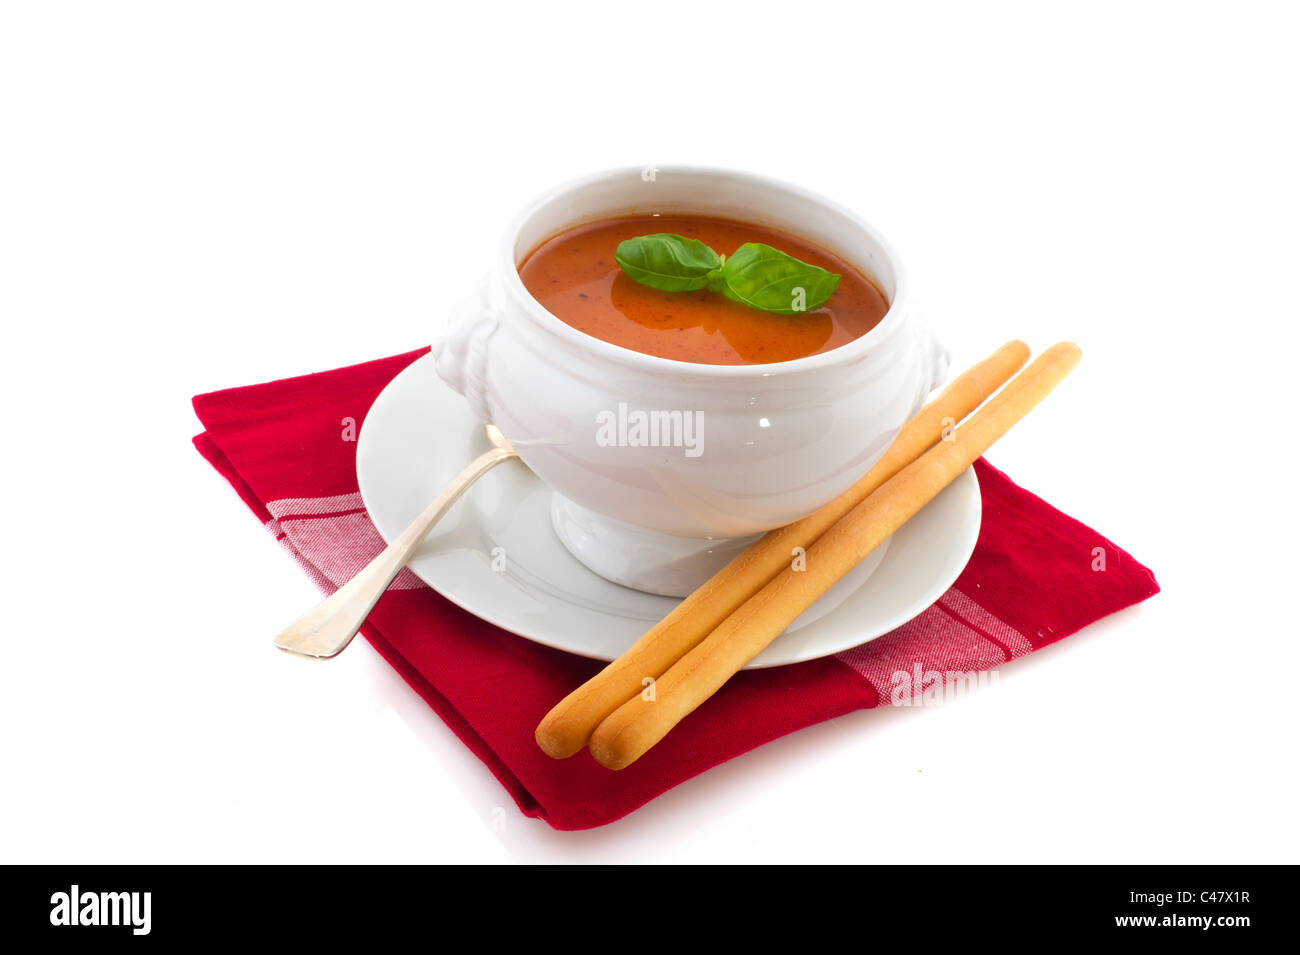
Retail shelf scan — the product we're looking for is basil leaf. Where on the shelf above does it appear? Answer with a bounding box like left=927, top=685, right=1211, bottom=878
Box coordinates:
left=614, top=233, right=723, bottom=292
left=718, top=242, right=841, bottom=315
left=613, top=233, right=844, bottom=316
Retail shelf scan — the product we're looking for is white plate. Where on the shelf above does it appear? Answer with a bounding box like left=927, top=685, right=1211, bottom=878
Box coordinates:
left=356, top=353, right=981, bottom=668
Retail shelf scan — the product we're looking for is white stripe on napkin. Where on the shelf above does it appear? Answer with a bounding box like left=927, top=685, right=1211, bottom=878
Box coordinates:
left=264, top=495, right=424, bottom=592
left=834, top=589, right=1028, bottom=704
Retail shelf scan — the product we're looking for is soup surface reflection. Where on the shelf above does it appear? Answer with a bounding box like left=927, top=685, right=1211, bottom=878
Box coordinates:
left=517, top=215, right=889, bottom=365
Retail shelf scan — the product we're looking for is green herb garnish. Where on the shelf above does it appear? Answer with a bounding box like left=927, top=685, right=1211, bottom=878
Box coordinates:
left=614, top=233, right=841, bottom=315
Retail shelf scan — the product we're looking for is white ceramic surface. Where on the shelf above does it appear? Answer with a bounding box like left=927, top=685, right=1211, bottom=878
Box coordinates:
left=432, top=166, right=950, bottom=595
left=356, top=353, right=982, bottom=668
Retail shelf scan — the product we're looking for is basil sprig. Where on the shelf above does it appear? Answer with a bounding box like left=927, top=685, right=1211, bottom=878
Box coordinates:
left=612, top=233, right=722, bottom=292
left=614, top=233, right=841, bottom=314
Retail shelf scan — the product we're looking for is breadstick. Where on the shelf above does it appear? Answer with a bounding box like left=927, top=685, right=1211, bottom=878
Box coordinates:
left=534, top=340, right=1031, bottom=758
left=589, top=342, right=1081, bottom=770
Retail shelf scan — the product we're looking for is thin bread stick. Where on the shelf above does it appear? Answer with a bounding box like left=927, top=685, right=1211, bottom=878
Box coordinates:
left=589, top=342, right=1081, bottom=770
left=535, top=340, right=1031, bottom=758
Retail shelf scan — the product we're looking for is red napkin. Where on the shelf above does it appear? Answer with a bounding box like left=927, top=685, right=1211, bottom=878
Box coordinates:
left=193, top=347, right=1159, bottom=830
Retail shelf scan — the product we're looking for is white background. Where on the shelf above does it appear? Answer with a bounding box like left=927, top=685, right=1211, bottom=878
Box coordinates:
left=2, top=1, right=1296, bottom=863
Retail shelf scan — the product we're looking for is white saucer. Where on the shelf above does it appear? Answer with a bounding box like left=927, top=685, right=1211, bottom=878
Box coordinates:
left=356, top=353, right=981, bottom=668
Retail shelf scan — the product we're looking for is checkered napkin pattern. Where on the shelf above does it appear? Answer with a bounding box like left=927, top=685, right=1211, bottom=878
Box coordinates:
left=193, top=348, right=1158, bottom=830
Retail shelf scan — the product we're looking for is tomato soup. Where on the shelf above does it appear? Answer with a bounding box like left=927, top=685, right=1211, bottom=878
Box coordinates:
left=518, top=215, right=889, bottom=365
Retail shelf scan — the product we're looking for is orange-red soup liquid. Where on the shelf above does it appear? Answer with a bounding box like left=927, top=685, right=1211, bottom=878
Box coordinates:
left=518, top=215, right=889, bottom=365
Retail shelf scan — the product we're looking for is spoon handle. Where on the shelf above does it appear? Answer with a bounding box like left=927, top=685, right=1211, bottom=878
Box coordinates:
left=273, top=445, right=517, bottom=658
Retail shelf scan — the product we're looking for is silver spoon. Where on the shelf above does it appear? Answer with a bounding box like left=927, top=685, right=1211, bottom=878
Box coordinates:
left=273, top=424, right=518, bottom=658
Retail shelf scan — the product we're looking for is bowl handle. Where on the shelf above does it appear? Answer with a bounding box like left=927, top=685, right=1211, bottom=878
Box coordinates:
left=432, top=278, right=499, bottom=422
left=916, top=320, right=952, bottom=396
